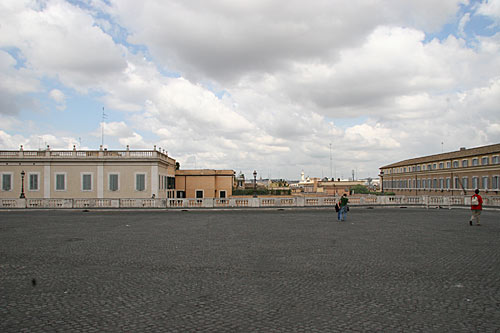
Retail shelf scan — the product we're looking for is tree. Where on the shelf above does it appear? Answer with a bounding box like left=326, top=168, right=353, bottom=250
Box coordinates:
left=350, top=184, right=370, bottom=194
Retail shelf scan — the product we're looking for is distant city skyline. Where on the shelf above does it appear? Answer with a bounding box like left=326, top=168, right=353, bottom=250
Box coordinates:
left=1, top=0, right=499, bottom=180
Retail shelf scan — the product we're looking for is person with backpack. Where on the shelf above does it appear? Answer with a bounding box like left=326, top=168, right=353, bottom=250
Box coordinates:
left=470, top=189, right=483, bottom=226
left=338, top=194, right=349, bottom=221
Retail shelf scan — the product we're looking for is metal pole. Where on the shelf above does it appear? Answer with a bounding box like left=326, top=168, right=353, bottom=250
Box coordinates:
left=20, top=170, right=25, bottom=199
left=253, top=170, right=257, bottom=198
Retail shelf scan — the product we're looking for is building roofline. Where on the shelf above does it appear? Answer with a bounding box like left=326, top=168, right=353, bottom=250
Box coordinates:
left=0, top=148, right=176, bottom=164
left=380, top=143, right=500, bottom=169
left=175, top=169, right=235, bottom=176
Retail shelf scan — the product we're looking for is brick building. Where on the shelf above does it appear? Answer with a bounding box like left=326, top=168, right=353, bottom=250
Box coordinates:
left=379, top=144, right=500, bottom=196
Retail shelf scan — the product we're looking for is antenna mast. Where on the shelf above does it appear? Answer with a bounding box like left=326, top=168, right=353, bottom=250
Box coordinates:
left=329, top=143, right=332, bottom=180
left=101, top=107, right=107, bottom=147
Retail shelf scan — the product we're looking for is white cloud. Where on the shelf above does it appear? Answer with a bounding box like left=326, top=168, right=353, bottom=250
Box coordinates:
left=107, top=0, right=466, bottom=83
left=49, top=88, right=66, bottom=110
left=0, top=0, right=127, bottom=92
left=49, top=89, right=65, bottom=103
left=0, top=130, right=81, bottom=150
left=476, top=0, right=500, bottom=25
left=0, top=50, right=40, bottom=115
left=0, top=0, right=499, bottom=180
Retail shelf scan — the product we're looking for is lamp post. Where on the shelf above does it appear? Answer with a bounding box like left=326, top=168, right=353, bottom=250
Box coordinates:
left=379, top=170, right=384, bottom=194
left=20, top=170, right=25, bottom=199
left=253, top=170, right=257, bottom=198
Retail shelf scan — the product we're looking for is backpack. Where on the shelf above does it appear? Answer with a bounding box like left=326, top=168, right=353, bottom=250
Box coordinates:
left=471, top=196, right=479, bottom=205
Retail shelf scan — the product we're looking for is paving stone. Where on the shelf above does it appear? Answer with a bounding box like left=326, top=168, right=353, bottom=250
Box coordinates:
left=0, top=208, right=499, bottom=332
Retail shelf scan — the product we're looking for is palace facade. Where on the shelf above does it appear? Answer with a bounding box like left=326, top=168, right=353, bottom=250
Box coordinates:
left=379, top=144, right=500, bottom=196
left=0, top=146, right=234, bottom=200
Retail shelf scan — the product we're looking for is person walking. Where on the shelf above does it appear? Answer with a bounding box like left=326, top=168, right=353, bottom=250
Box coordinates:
left=338, top=194, right=349, bottom=221
left=470, top=189, right=483, bottom=226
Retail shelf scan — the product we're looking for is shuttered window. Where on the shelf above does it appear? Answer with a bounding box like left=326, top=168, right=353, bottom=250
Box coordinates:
left=82, top=174, right=92, bottom=191
left=136, top=174, right=145, bottom=191
left=29, top=174, right=39, bottom=191
left=55, top=174, right=66, bottom=191
left=109, top=174, right=119, bottom=191
left=2, top=174, right=12, bottom=191
left=482, top=177, right=488, bottom=190
left=492, top=176, right=499, bottom=189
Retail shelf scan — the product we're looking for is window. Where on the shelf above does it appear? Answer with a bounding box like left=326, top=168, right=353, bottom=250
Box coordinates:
left=454, top=177, right=459, bottom=189
left=482, top=176, right=488, bottom=190
left=417, top=165, right=421, bottom=171
left=427, top=164, right=432, bottom=170
left=432, top=163, right=437, bottom=170
left=453, top=161, right=459, bottom=168
left=472, top=177, right=479, bottom=189
left=136, top=173, right=146, bottom=191
left=439, top=162, right=444, bottom=169
left=109, top=174, right=119, bottom=191
left=433, top=178, right=438, bottom=189
left=472, top=158, right=479, bottom=166
left=176, top=191, right=186, bottom=198
left=493, top=156, right=499, bottom=164
left=481, top=157, right=489, bottom=165
left=29, top=173, right=39, bottom=191
left=82, top=174, right=92, bottom=191
left=220, top=190, right=226, bottom=199
left=196, top=190, right=203, bottom=199
left=446, top=178, right=450, bottom=189
left=55, top=173, right=66, bottom=191
left=462, top=160, right=468, bottom=167
left=446, top=162, right=451, bottom=168
left=462, top=177, right=468, bottom=189
left=2, top=173, right=12, bottom=191
left=167, top=177, right=175, bottom=189
left=493, top=176, right=499, bottom=190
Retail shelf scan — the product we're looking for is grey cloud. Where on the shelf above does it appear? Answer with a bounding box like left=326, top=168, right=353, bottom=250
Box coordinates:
left=111, top=0, right=464, bottom=84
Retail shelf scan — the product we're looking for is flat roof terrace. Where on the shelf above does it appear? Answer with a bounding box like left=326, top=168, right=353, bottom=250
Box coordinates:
left=0, top=148, right=175, bottom=164
left=1, top=208, right=499, bottom=332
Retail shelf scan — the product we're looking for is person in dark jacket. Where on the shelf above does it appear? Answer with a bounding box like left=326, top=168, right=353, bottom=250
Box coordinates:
left=470, top=189, right=483, bottom=226
left=338, top=194, right=349, bottom=221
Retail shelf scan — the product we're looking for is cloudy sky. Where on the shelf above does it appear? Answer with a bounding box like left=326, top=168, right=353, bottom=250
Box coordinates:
left=1, top=0, right=499, bottom=180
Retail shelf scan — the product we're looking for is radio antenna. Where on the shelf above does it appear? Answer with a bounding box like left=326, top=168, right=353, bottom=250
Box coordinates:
left=101, top=107, right=108, bottom=147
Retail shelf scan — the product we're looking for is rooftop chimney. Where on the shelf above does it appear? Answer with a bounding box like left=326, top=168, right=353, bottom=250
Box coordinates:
left=460, top=147, right=466, bottom=151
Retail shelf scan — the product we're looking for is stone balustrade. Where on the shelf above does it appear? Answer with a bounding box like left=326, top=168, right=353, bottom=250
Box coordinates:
left=1, top=195, right=498, bottom=210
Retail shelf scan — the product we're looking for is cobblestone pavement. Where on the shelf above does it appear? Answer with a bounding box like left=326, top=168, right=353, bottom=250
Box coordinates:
left=1, top=208, right=499, bottom=332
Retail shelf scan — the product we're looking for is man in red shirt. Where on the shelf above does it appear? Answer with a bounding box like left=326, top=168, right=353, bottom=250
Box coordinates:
left=470, top=189, right=483, bottom=226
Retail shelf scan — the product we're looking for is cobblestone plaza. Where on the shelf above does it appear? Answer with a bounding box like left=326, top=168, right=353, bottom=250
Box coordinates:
left=1, top=208, right=499, bottom=332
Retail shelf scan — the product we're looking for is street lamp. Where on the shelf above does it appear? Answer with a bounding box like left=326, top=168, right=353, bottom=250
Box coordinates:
left=379, top=170, right=384, bottom=194
left=20, top=170, right=26, bottom=199
left=253, top=170, right=257, bottom=198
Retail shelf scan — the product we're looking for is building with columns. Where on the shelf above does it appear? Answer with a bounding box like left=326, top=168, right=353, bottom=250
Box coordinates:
left=0, top=146, right=234, bottom=200
left=379, top=143, right=500, bottom=196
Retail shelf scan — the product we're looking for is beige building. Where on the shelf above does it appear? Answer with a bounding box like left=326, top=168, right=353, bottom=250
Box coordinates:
left=174, top=169, right=235, bottom=199
left=0, top=146, right=233, bottom=200
left=379, top=143, right=500, bottom=196
left=290, top=171, right=365, bottom=195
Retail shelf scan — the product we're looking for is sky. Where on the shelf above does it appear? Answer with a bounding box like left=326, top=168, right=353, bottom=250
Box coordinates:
left=1, top=0, right=500, bottom=180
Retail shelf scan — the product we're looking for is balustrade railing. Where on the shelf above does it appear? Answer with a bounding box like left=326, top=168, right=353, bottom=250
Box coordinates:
left=0, top=149, right=174, bottom=163
left=1, top=195, right=499, bottom=209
